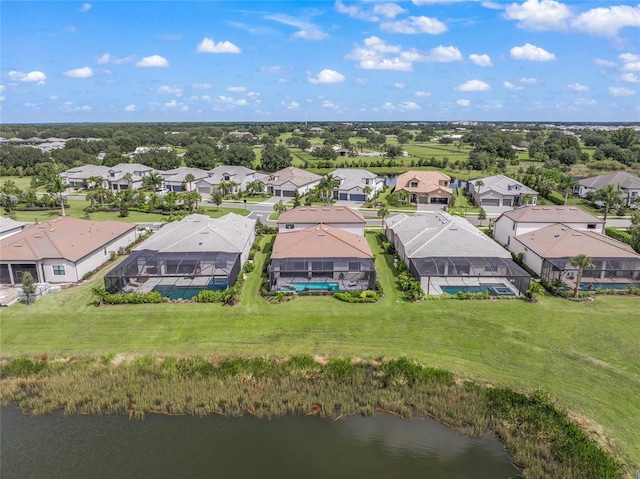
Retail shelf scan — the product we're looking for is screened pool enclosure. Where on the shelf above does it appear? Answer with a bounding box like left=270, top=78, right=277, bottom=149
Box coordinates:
left=541, top=257, right=640, bottom=291
left=408, top=256, right=531, bottom=296
left=104, top=249, right=241, bottom=300
left=269, top=257, right=376, bottom=292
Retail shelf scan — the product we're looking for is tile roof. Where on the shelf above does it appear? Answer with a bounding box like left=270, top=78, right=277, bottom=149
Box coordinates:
left=0, top=217, right=135, bottom=262
left=161, top=167, right=209, bottom=183
left=134, top=213, right=255, bottom=253
left=514, top=223, right=639, bottom=259
left=261, top=167, right=322, bottom=187
left=271, top=224, right=373, bottom=259
left=395, top=170, right=452, bottom=195
left=500, top=205, right=603, bottom=223
left=330, top=168, right=382, bottom=191
left=0, top=216, right=29, bottom=234
left=578, top=172, right=640, bottom=190
left=469, top=174, right=538, bottom=196
left=277, top=206, right=365, bottom=224
left=386, top=211, right=511, bottom=258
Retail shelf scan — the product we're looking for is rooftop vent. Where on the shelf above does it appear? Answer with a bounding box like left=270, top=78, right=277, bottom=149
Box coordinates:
left=299, top=208, right=306, bottom=211
left=336, top=207, right=343, bottom=211
left=532, top=207, right=540, bottom=210
left=322, top=208, right=330, bottom=211
left=309, top=208, right=316, bottom=211
left=569, top=207, right=577, bottom=210
left=572, top=233, right=582, bottom=236
left=13, top=244, right=22, bottom=247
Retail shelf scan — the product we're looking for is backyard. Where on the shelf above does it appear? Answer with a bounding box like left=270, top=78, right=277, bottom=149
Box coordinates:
left=1, top=232, right=639, bottom=472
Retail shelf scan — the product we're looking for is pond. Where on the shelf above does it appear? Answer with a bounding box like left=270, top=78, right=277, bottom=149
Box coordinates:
left=1, top=408, right=519, bottom=479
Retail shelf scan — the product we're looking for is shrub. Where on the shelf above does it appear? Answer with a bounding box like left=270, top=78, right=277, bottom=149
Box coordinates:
left=102, top=291, right=166, bottom=304
left=243, top=261, right=255, bottom=273
left=1, top=357, right=47, bottom=377
left=192, top=290, right=225, bottom=303
left=334, top=290, right=380, bottom=303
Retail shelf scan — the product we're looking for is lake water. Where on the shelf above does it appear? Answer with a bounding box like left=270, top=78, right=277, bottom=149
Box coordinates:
left=1, top=408, right=518, bottom=479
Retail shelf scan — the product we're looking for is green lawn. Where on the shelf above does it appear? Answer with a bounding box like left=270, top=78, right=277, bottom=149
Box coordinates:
left=1, top=232, right=639, bottom=470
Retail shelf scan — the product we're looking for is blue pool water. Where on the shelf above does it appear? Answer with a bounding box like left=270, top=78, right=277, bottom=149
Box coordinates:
left=289, top=282, right=340, bottom=292
left=441, top=283, right=515, bottom=296
left=579, top=282, right=635, bottom=291
left=153, top=278, right=229, bottom=300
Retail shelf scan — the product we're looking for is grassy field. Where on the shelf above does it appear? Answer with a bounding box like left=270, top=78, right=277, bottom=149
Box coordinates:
left=1, top=232, right=639, bottom=472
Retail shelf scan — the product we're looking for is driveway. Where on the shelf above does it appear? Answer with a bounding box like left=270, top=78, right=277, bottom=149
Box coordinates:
left=417, top=203, right=446, bottom=212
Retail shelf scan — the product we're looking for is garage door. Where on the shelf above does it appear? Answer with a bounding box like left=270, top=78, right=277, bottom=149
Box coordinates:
left=350, top=194, right=366, bottom=202
left=339, top=193, right=348, bottom=200
left=503, top=198, right=512, bottom=206
left=481, top=198, right=500, bottom=206
left=419, top=196, right=429, bottom=204
left=198, top=186, right=210, bottom=194
left=282, top=190, right=296, bottom=197
left=274, top=189, right=281, bottom=196
left=430, top=197, right=448, bottom=204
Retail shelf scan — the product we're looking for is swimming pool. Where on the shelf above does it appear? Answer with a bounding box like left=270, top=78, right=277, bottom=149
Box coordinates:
left=153, top=277, right=229, bottom=300
left=579, top=282, right=636, bottom=291
left=440, top=283, right=515, bottom=296
left=288, top=282, right=340, bottom=292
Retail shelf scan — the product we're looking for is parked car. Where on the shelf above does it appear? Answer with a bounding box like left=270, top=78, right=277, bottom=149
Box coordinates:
left=155, top=188, right=170, bottom=195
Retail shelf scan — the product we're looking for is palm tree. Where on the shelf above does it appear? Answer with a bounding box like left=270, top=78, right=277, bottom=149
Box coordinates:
left=184, top=173, right=196, bottom=192
left=143, top=171, right=163, bottom=191
left=246, top=180, right=264, bottom=196
left=273, top=200, right=287, bottom=214
left=558, top=174, right=577, bottom=205
left=377, top=204, right=389, bottom=229
left=474, top=179, right=484, bottom=206
left=319, top=174, right=340, bottom=204
left=570, top=254, right=595, bottom=299
left=363, top=185, right=372, bottom=201
left=123, top=172, right=134, bottom=190
left=47, top=175, right=66, bottom=217
left=594, top=184, right=621, bottom=224
left=86, top=175, right=105, bottom=191
left=520, top=193, right=532, bottom=206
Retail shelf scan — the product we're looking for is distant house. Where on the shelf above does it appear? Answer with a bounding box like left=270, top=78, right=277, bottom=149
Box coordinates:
left=467, top=174, right=538, bottom=207
left=394, top=171, right=452, bottom=206
left=106, top=163, right=155, bottom=190
left=228, top=131, right=254, bottom=139
left=493, top=205, right=604, bottom=248
left=260, top=167, right=322, bottom=198
left=509, top=223, right=640, bottom=291
left=195, top=166, right=264, bottom=196
left=277, top=206, right=366, bottom=236
left=0, top=216, right=29, bottom=240
left=330, top=168, right=385, bottom=202
left=0, top=217, right=137, bottom=285
left=104, top=213, right=256, bottom=299
left=133, top=146, right=173, bottom=156
left=577, top=172, right=640, bottom=206
left=268, top=224, right=375, bottom=292
left=161, top=167, right=209, bottom=192
left=61, top=165, right=110, bottom=189
left=385, top=212, right=530, bottom=296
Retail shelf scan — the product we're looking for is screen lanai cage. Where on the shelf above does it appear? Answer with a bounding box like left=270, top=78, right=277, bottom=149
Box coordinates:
left=408, top=256, right=531, bottom=296
left=268, top=257, right=376, bottom=292
left=104, top=249, right=241, bottom=300
left=541, top=256, right=640, bottom=291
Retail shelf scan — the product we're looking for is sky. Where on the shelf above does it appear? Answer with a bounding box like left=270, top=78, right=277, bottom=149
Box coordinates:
left=1, top=0, right=639, bottom=123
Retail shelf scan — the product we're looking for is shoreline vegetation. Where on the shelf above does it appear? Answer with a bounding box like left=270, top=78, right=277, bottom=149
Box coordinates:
left=0, top=355, right=623, bottom=479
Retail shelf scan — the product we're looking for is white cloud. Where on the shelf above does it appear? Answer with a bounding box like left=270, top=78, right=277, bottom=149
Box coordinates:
left=574, top=98, right=597, bottom=106
left=0, top=96, right=4, bottom=102
left=135, top=55, right=169, bottom=67
left=503, top=0, right=571, bottom=31
left=425, top=45, right=462, bottom=62
left=609, top=86, right=636, bottom=97
left=572, top=5, right=640, bottom=37
left=226, top=86, right=246, bottom=92
left=164, top=100, right=178, bottom=108
left=95, top=53, right=111, bottom=64
left=380, top=16, right=448, bottom=35
left=335, top=0, right=379, bottom=21
left=192, top=83, right=212, bottom=90
left=124, top=104, right=136, bottom=112
left=373, top=3, right=407, bottom=19
left=235, top=99, right=247, bottom=106
left=456, top=79, right=490, bottom=91
left=260, top=66, right=288, bottom=73
left=157, top=85, right=183, bottom=96
left=510, top=43, right=556, bottom=61
left=285, top=101, right=300, bottom=110
left=621, top=73, right=640, bottom=83
left=360, top=58, right=413, bottom=71
left=322, top=100, right=338, bottom=109
left=415, top=91, right=431, bottom=97
left=394, top=82, right=405, bottom=89
left=567, top=82, right=589, bottom=91
left=64, top=25, right=77, bottom=33
left=520, top=77, right=540, bottom=84
left=620, top=53, right=640, bottom=72
left=355, top=78, right=369, bottom=85
left=196, top=37, right=241, bottom=54
left=80, top=3, right=91, bottom=12
left=63, top=66, right=93, bottom=78
left=307, top=69, right=346, bottom=84
left=504, top=81, right=524, bottom=90
left=0, top=85, right=5, bottom=92
left=456, top=99, right=471, bottom=107
left=482, top=1, right=504, bottom=9
left=24, top=102, right=39, bottom=108
left=469, top=53, right=492, bottom=67
left=382, top=102, right=395, bottom=111
left=623, top=63, right=640, bottom=72
left=413, top=0, right=466, bottom=4
left=265, top=14, right=328, bottom=40
left=594, top=58, right=616, bottom=67
left=399, top=101, right=420, bottom=110
left=95, top=53, right=136, bottom=65
left=8, top=70, right=47, bottom=83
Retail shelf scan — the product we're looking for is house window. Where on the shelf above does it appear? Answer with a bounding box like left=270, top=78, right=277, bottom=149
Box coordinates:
left=285, top=224, right=294, bottom=230
left=587, top=224, right=596, bottom=229
left=52, top=265, right=65, bottom=276
left=410, top=181, right=419, bottom=188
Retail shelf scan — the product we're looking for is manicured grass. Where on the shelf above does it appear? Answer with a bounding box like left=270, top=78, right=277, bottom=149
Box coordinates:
left=1, top=240, right=639, bottom=470
left=1, top=176, right=39, bottom=191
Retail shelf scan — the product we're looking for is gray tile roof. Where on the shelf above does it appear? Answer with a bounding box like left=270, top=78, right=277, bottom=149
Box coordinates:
left=0, top=216, right=29, bottom=234
left=578, top=172, right=640, bottom=190
left=386, top=212, right=511, bottom=258
left=330, top=168, right=382, bottom=191
left=205, top=166, right=256, bottom=184
left=500, top=205, right=603, bottom=223
left=470, top=174, right=538, bottom=196
left=134, top=213, right=255, bottom=253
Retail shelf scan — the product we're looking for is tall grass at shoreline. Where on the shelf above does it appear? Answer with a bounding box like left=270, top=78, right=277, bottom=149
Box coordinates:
left=0, top=355, right=623, bottom=479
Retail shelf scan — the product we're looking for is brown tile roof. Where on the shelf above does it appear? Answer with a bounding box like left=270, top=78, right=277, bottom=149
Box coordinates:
left=501, top=205, right=602, bottom=223
left=395, top=170, right=452, bottom=195
left=0, top=217, right=135, bottom=262
left=271, top=224, right=373, bottom=259
left=514, top=223, right=639, bottom=259
left=277, top=206, right=365, bottom=224
left=262, top=167, right=322, bottom=187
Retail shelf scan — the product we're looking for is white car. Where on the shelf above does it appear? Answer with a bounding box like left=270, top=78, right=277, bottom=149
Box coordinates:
left=155, top=188, right=170, bottom=195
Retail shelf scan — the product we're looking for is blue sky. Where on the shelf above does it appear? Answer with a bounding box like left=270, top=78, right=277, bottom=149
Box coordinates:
left=1, top=0, right=639, bottom=123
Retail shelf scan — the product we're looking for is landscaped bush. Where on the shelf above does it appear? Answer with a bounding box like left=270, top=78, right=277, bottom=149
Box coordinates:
left=102, top=291, right=167, bottom=304
left=334, top=290, right=380, bottom=303
left=243, top=261, right=255, bottom=273
left=396, top=272, right=423, bottom=301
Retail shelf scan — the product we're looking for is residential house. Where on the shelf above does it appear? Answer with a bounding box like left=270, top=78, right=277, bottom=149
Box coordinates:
left=330, top=168, right=385, bottom=202
left=260, top=167, right=322, bottom=198
left=493, top=205, right=604, bottom=247
left=577, top=172, right=640, bottom=207
left=161, top=167, right=209, bottom=192
left=268, top=224, right=375, bottom=292
left=0, top=217, right=137, bottom=285
left=195, top=166, right=263, bottom=196
left=61, top=165, right=110, bottom=189
left=467, top=174, right=538, bottom=207
left=509, top=223, right=640, bottom=291
left=0, top=216, right=29, bottom=240
left=385, top=212, right=530, bottom=296
left=106, top=163, right=155, bottom=190
left=394, top=171, right=452, bottom=206
left=277, top=206, right=366, bottom=236
left=104, top=213, right=256, bottom=299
